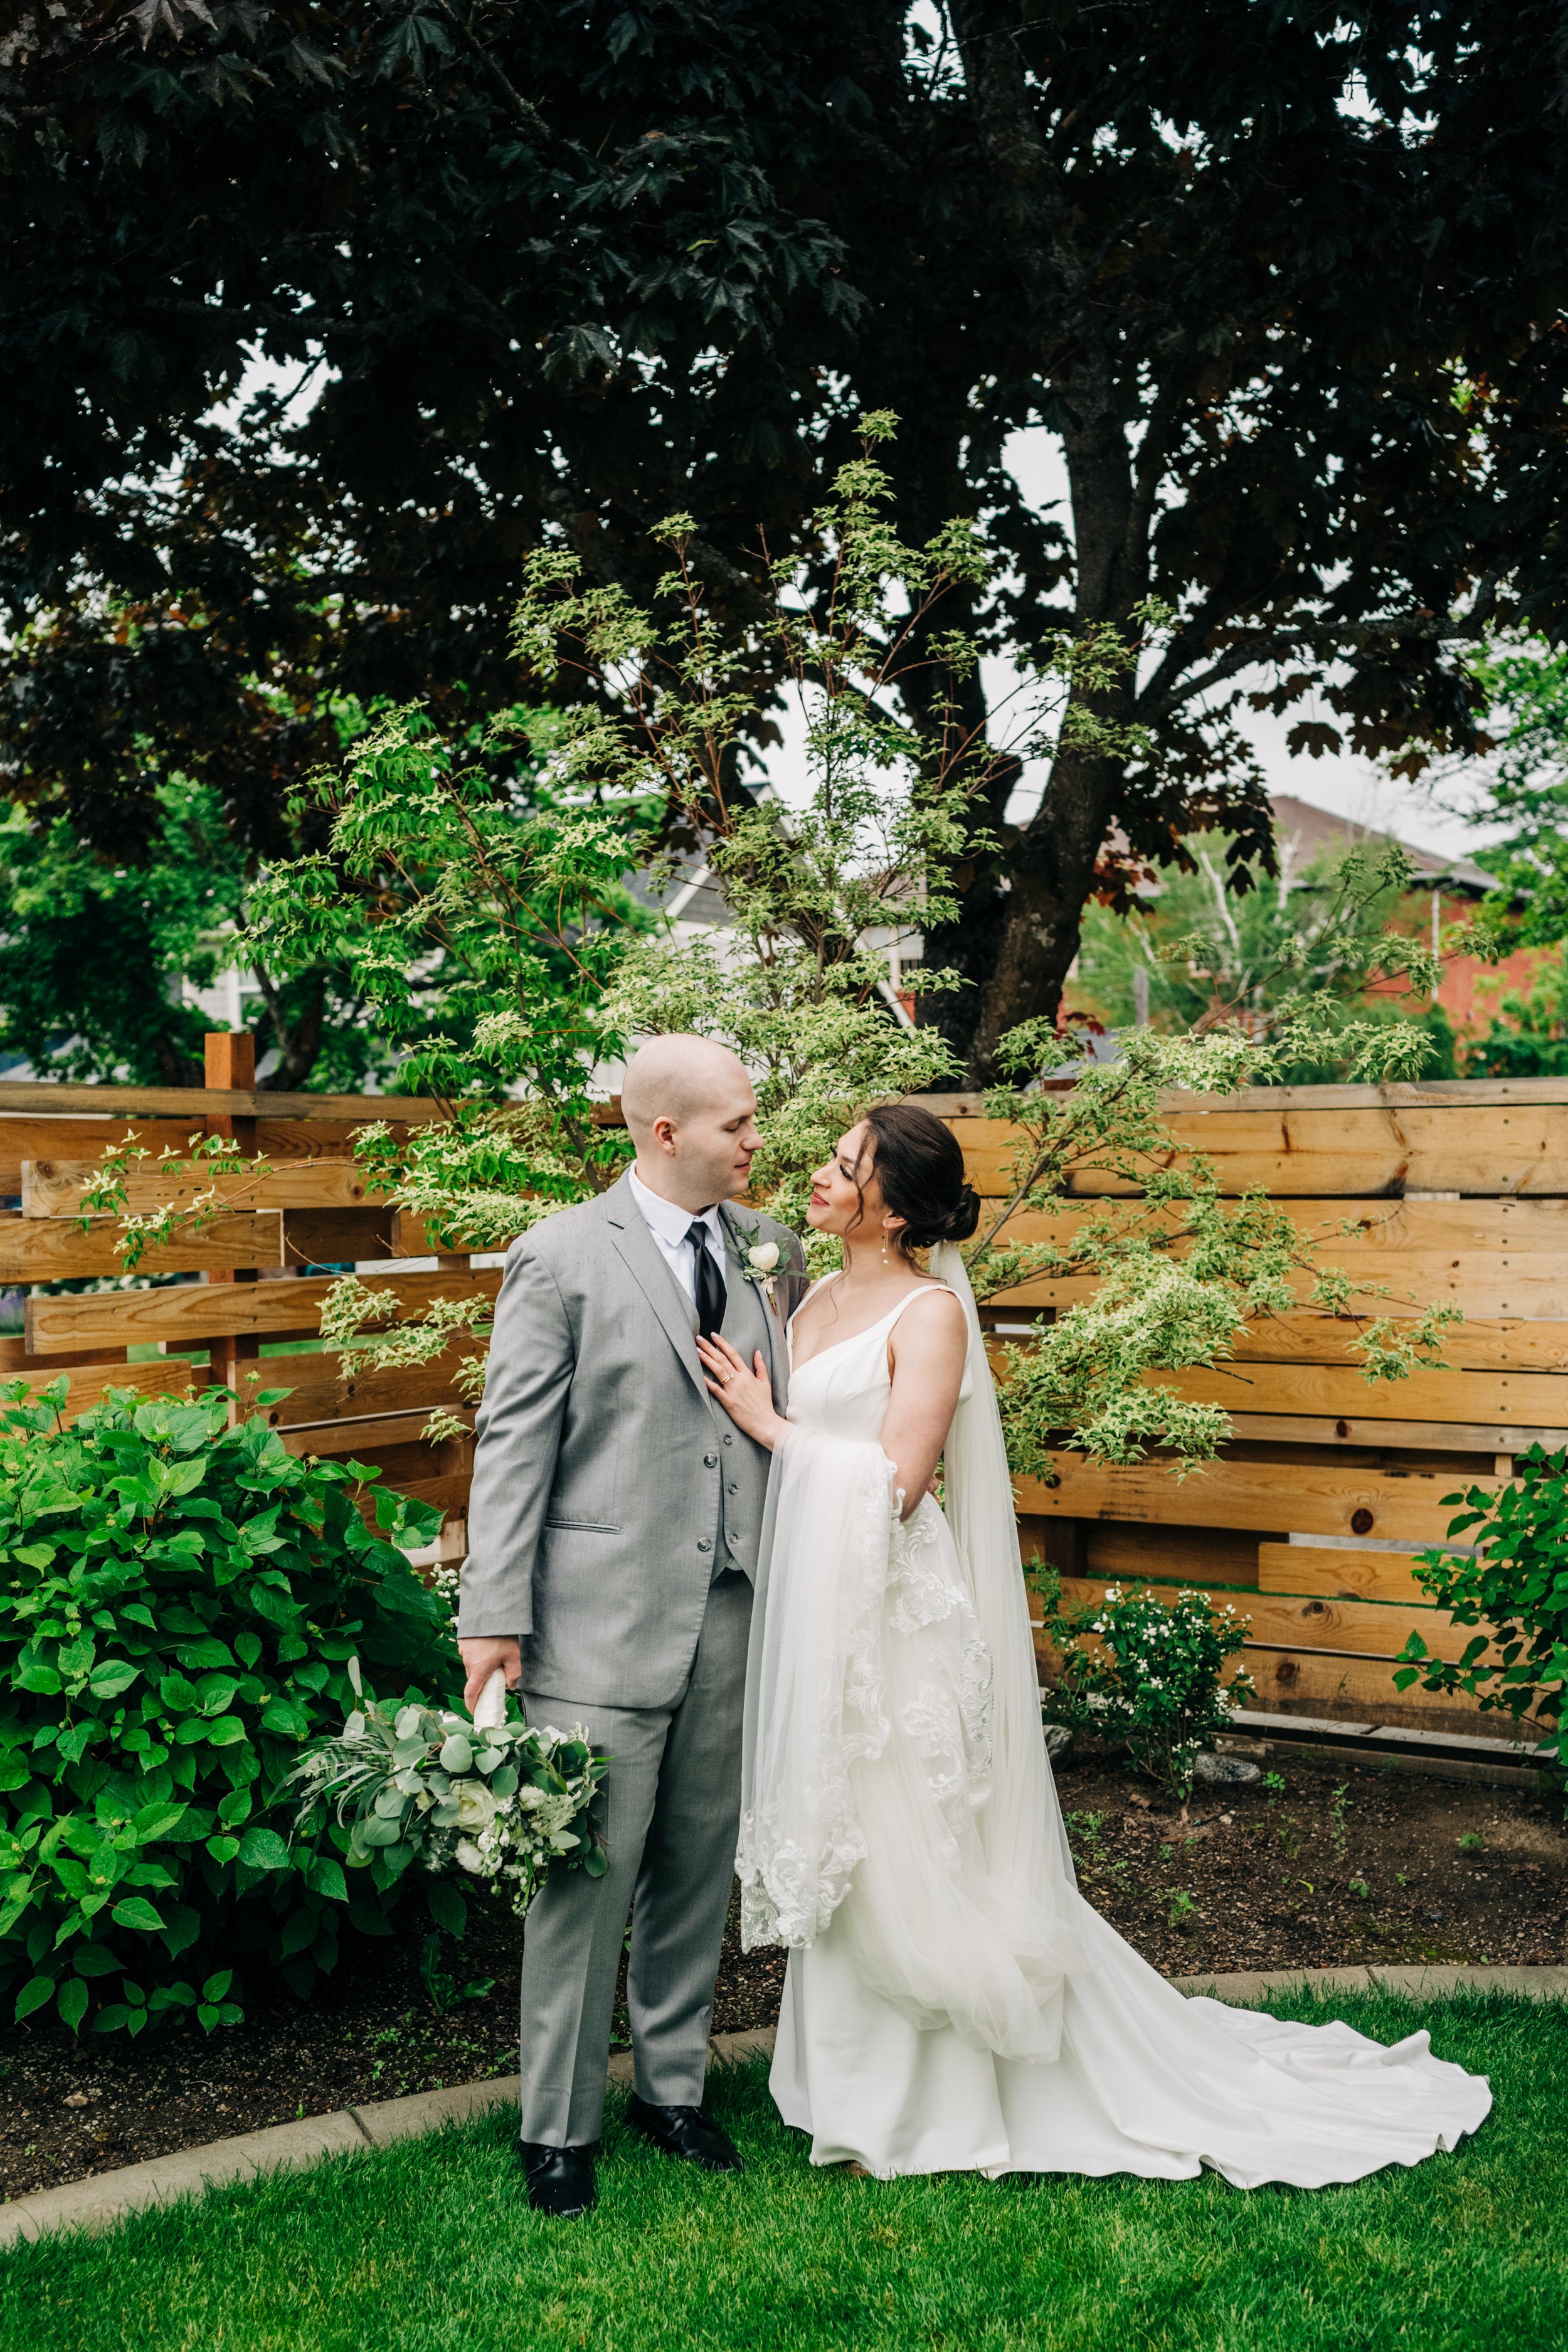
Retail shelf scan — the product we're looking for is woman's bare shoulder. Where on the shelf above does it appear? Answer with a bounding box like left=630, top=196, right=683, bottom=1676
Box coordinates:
left=889, top=1281, right=968, bottom=1343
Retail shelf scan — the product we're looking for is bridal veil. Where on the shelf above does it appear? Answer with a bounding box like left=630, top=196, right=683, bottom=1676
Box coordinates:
left=738, top=1244, right=1084, bottom=2062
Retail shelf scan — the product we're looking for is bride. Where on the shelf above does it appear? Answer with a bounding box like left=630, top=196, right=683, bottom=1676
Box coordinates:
left=694, top=1101, right=1491, bottom=2186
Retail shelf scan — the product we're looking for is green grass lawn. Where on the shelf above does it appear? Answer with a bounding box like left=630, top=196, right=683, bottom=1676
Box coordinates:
left=5, top=1989, right=1564, bottom=2352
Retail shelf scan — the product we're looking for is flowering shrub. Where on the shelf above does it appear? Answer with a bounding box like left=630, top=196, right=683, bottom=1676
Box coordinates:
left=0, top=1381, right=452, bottom=2036
left=1047, top=1582, right=1254, bottom=1802
left=292, top=1668, right=608, bottom=1920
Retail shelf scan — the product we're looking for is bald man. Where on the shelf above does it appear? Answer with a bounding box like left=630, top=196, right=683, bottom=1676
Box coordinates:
left=457, top=1036, right=805, bottom=2216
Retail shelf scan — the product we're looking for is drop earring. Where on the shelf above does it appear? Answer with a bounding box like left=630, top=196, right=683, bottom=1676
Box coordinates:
left=880, top=1231, right=889, bottom=1266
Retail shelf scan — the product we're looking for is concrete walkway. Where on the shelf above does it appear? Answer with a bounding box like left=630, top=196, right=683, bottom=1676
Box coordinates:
left=3, top=1970, right=1562, bottom=2247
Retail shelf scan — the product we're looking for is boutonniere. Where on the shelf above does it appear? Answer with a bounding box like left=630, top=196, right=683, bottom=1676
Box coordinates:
left=733, top=1226, right=785, bottom=1314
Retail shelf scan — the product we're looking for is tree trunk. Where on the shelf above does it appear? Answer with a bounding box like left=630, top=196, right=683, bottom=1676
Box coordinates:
left=963, top=745, right=1124, bottom=1074
left=254, top=967, right=325, bottom=1093
left=940, top=0, right=1151, bottom=1080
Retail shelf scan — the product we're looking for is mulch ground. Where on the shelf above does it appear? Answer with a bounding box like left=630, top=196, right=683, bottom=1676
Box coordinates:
left=1, top=1748, right=1562, bottom=2203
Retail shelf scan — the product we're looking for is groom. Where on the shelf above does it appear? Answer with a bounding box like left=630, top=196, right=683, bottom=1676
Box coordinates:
left=456, top=1035, right=805, bottom=2217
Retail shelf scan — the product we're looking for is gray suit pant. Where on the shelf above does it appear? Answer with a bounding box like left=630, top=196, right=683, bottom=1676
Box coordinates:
left=517, top=1568, right=752, bottom=2146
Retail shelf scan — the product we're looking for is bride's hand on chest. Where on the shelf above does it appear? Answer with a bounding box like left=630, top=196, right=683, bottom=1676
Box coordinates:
left=696, top=1333, right=787, bottom=1449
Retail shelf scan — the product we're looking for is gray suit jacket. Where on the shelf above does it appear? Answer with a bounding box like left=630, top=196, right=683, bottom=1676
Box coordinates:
left=458, top=1169, right=806, bottom=1709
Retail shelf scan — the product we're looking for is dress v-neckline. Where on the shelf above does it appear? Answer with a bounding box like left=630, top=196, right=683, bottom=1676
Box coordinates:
left=787, top=1276, right=953, bottom=1373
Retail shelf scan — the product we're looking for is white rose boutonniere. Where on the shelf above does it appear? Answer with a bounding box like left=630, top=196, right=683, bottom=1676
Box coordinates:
left=736, top=1230, right=786, bottom=1313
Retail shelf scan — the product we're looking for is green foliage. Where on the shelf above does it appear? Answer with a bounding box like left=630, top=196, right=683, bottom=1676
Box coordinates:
left=1386, top=633, right=1568, bottom=1077
left=1069, top=835, right=1451, bottom=1078
left=1463, top=951, right=1568, bottom=1079
left=220, top=698, right=657, bottom=1392
left=533, top=434, right=1166, bottom=1256
left=77, top=1131, right=271, bottom=1276
left=239, top=439, right=997, bottom=1364
left=0, top=0, right=859, bottom=867
left=1046, top=1583, right=1254, bottom=1804
left=1394, top=1448, right=1568, bottom=1740
left=246, top=703, right=650, bottom=1106
left=0, top=774, right=399, bottom=1092
left=245, top=701, right=647, bottom=1303
left=0, top=781, right=236, bottom=1086
left=1454, top=640, right=1568, bottom=949
left=569, top=432, right=1044, bottom=1253
left=0, top=1381, right=451, bottom=2037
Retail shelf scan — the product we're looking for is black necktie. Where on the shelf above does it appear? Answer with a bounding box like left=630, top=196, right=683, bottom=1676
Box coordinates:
left=686, top=1219, right=727, bottom=1340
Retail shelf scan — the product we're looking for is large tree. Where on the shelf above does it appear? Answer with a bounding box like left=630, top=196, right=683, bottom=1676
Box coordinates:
left=3, top=1, right=1565, bottom=1078
left=0, top=0, right=856, bottom=863
left=833, top=1, right=1568, bottom=1072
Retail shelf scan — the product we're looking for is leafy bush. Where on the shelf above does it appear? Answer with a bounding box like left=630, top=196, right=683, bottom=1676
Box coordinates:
left=1047, top=1582, right=1254, bottom=1803
left=0, top=1382, right=452, bottom=2037
left=1395, top=1446, right=1568, bottom=1740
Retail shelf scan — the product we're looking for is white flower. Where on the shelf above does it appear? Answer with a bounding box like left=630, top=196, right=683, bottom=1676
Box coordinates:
left=453, top=1781, right=497, bottom=1830
left=454, top=1838, right=486, bottom=1874
left=748, top=1241, right=780, bottom=1273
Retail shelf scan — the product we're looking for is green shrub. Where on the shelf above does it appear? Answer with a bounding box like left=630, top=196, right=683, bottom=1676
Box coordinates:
left=1047, top=1582, right=1254, bottom=1803
left=1395, top=1445, right=1568, bottom=1742
left=0, top=1382, right=452, bottom=2037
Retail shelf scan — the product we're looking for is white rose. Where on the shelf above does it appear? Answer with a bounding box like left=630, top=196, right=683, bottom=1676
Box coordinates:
left=748, top=1241, right=780, bottom=1273
left=453, top=1782, right=497, bottom=1830
left=454, top=1838, right=486, bottom=1874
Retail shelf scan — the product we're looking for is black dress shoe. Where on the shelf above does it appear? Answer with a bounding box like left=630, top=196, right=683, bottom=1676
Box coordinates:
left=626, top=2094, right=743, bottom=2173
left=519, top=2140, right=596, bottom=2217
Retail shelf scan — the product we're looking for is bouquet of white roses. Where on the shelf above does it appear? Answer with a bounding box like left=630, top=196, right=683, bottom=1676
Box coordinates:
left=291, top=1661, right=609, bottom=1917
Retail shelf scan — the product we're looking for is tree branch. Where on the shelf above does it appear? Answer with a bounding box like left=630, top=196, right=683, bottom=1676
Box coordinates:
left=1138, top=599, right=1505, bottom=723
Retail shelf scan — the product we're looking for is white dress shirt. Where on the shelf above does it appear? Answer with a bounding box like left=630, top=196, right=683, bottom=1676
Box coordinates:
left=628, top=1167, right=726, bottom=1308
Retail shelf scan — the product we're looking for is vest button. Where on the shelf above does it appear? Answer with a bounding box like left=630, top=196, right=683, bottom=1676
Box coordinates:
left=704, top=1453, right=719, bottom=1468
left=697, top=1539, right=712, bottom=1553
left=726, top=1481, right=738, bottom=1495
left=722, top=1433, right=734, bottom=1445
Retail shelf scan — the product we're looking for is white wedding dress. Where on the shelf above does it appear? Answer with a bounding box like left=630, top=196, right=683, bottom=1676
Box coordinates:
left=736, top=1249, right=1491, bottom=2186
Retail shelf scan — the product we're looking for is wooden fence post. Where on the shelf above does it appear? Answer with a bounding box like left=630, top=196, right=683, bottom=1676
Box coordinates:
left=203, top=1030, right=258, bottom=1418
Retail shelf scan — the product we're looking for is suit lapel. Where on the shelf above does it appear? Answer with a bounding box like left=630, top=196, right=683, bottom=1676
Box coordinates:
left=719, top=1204, right=783, bottom=1402
left=603, top=1173, right=709, bottom=1404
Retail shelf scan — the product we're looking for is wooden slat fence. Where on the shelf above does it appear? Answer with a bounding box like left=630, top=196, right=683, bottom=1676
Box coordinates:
left=943, top=1079, right=1568, bottom=1742
left=0, top=1037, right=475, bottom=1532
left=0, top=1046, right=1554, bottom=1739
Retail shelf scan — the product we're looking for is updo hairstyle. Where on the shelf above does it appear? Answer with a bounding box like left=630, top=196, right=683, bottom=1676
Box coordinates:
left=860, top=1101, right=981, bottom=1257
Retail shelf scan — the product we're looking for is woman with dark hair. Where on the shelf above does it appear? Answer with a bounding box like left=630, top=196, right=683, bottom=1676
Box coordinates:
left=695, top=1104, right=1489, bottom=2186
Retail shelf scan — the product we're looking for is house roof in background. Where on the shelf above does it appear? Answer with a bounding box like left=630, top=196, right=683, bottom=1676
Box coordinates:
left=1271, top=793, right=1499, bottom=897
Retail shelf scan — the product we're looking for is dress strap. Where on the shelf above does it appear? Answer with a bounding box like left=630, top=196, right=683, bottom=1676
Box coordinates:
left=787, top=1271, right=841, bottom=1334
left=882, top=1283, right=960, bottom=1342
